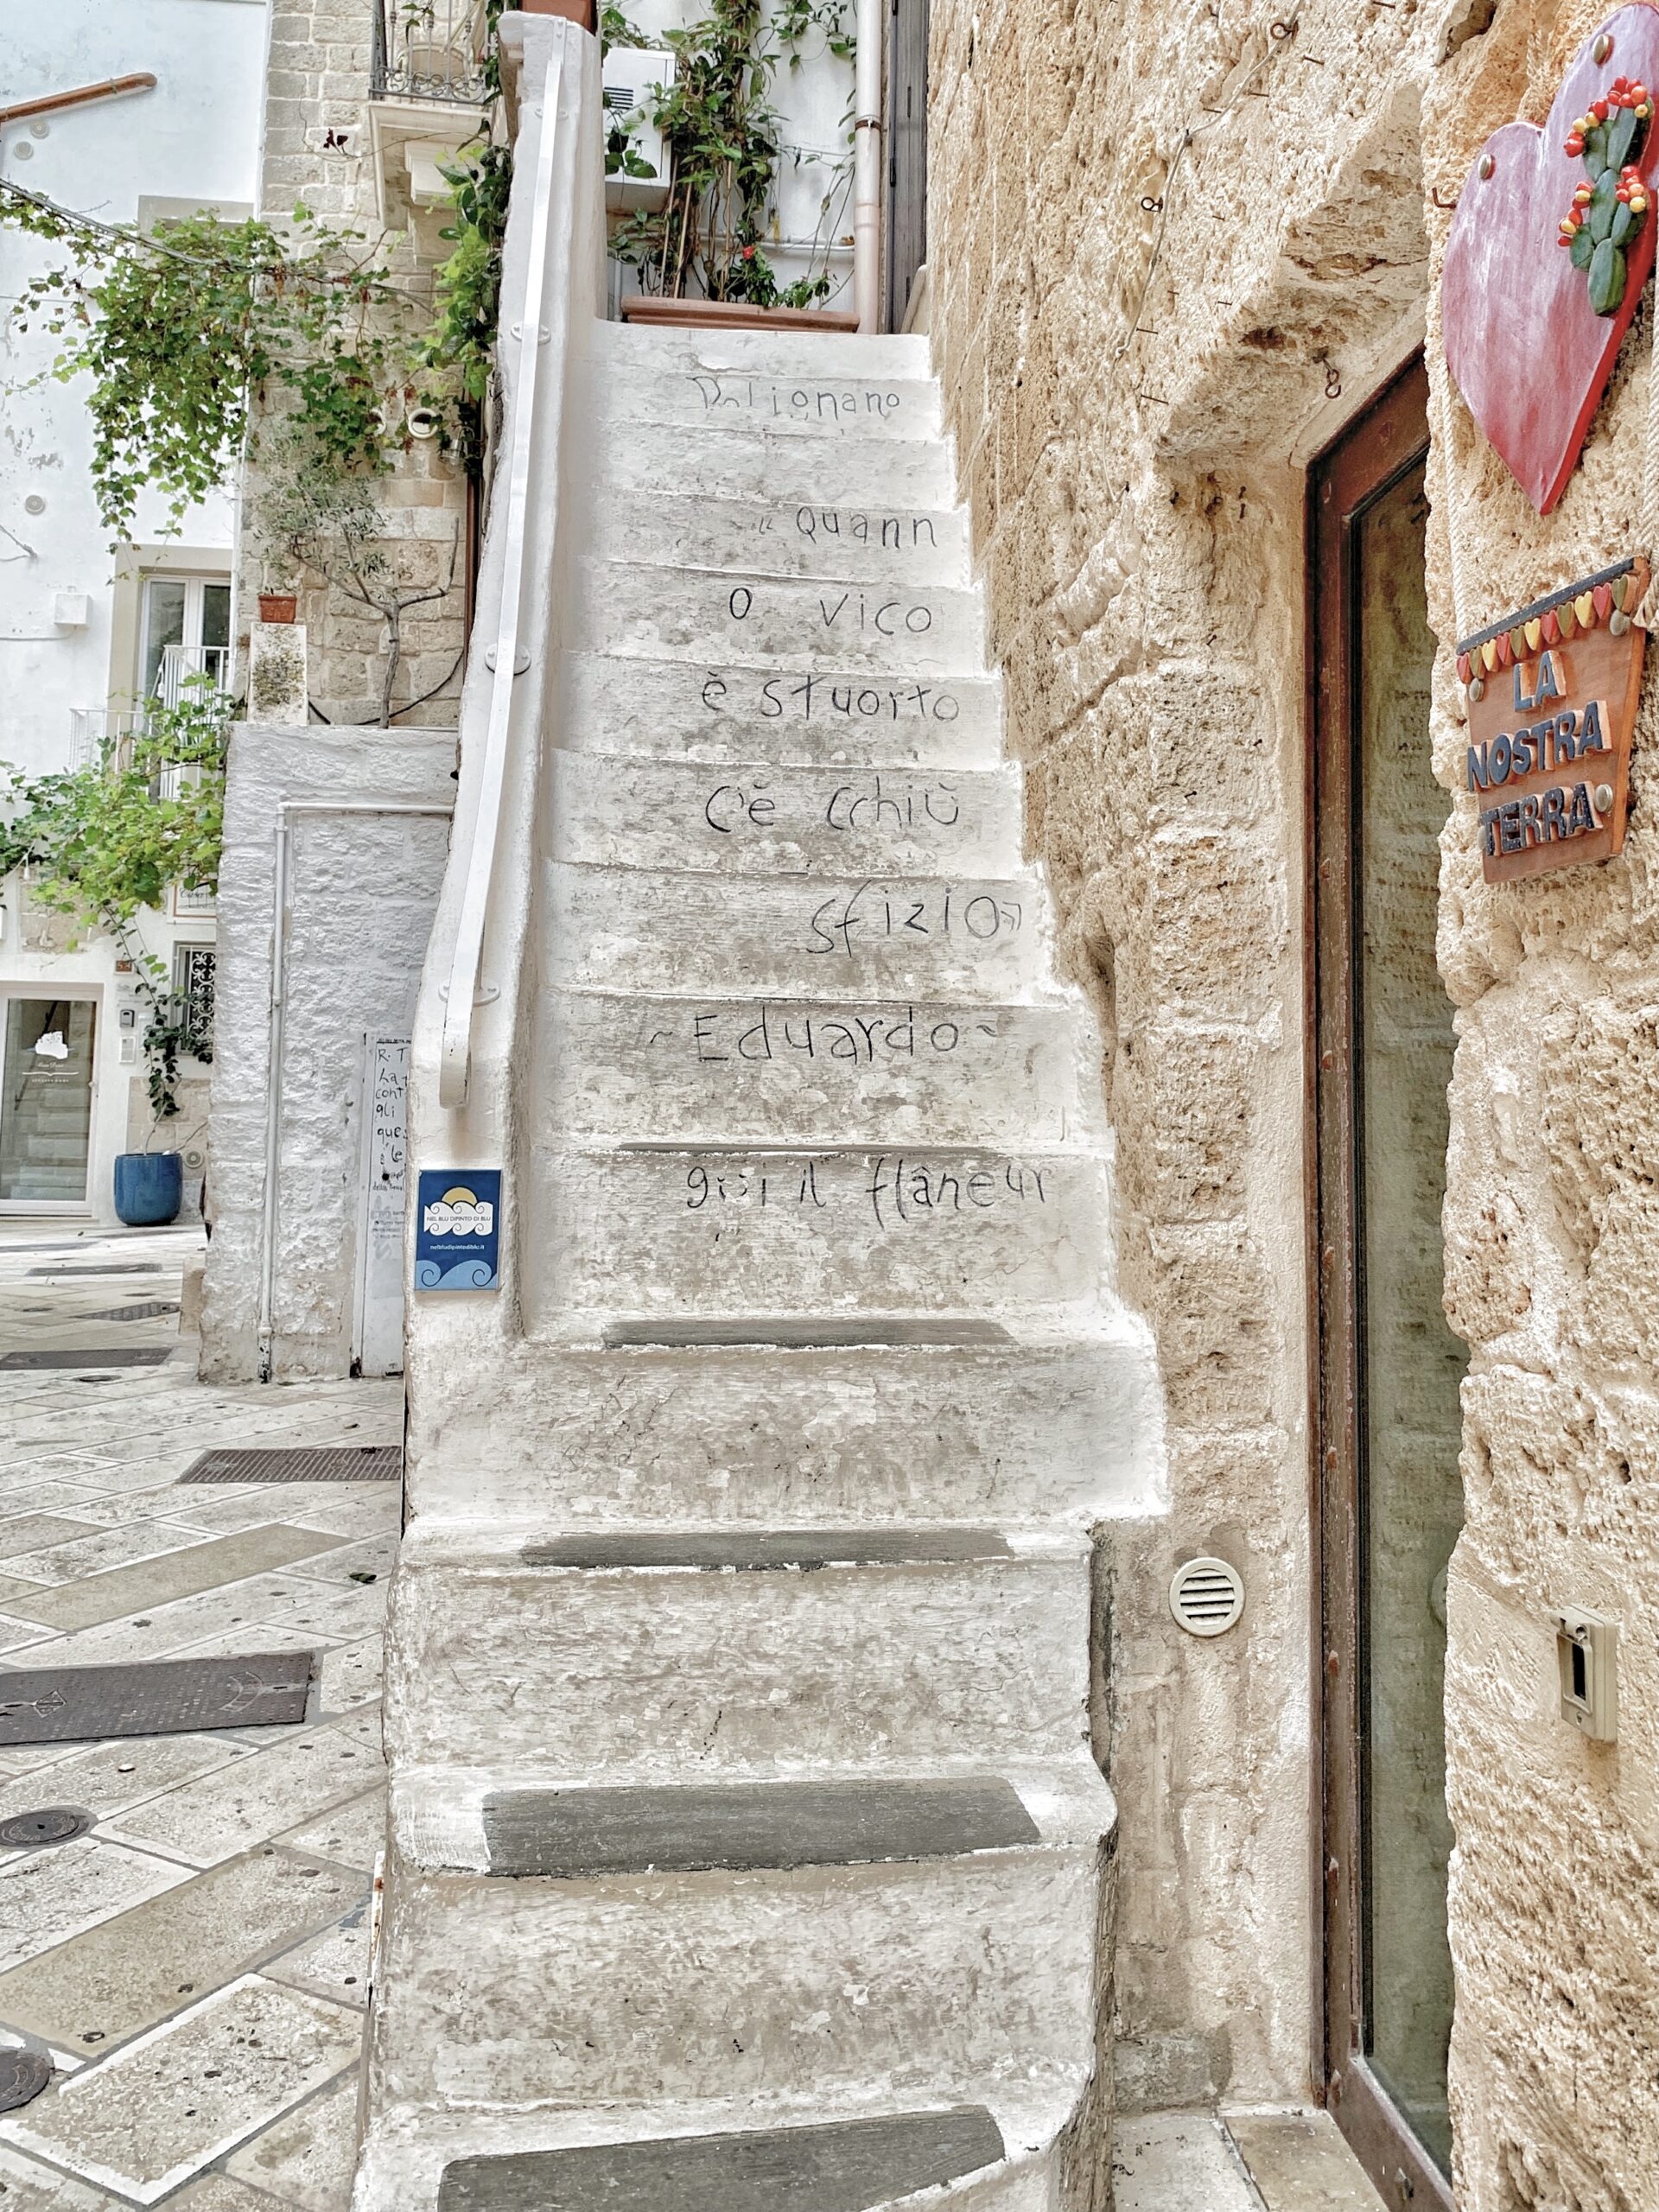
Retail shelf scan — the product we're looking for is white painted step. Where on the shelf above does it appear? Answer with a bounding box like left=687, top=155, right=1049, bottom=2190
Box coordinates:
left=531, top=1144, right=1108, bottom=1325
left=371, top=1763, right=1111, bottom=2114
left=561, top=652, right=1002, bottom=767
left=539, top=988, right=1087, bottom=1146
left=588, top=318, right=933, bottom=382
left=402, top=1338, right=1160, bottom=1530
left=548, top=752, right=1020, bottom=876
left=354, top=2083, right=1071, bottom=2212
left=386, top=1528, right=1090, bottom=1776
left=543, top=863, right=1048, bottom=1001
left=594, top=357, right=944, bottom=441
left=594, top=419, right=955, bottom=506
left=579, top=564, right=983, bottom=677
left=590, top=490, right=971, bottom=586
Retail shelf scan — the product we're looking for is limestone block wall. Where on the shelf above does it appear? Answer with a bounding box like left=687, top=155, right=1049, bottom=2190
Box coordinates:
left=248, top=0, right=473, bottom=727
left=200, top=722, right=454, bottom=1383
left=925, top=0, right=1659, bottom=2196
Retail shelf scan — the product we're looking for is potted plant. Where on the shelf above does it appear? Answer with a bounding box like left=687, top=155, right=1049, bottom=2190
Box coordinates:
left=113, top=976, right=214, bottom=1225
left=257, top=582, right=299, bottom=625
left=607, top=0, right=856, bottom=331
left=0, top=679, right=227, bottom=1228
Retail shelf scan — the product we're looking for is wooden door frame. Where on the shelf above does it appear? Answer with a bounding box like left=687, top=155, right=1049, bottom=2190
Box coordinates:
left=1306, top=353, right=1457, bottom=2212
left=883, top=0, right=928, bottom=332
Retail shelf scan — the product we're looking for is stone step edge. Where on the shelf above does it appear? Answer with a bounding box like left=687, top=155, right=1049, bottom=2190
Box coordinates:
left=391, top=1760, right=1116, bottom=1878
left=396, top=1523, right=1087, bottom=1573
left=353, top=2075, right=1084, bottom=2201
left=546, top=855, right=1041, bottom=894
left=430, top=2103, right=1006, bottom=2212
left=505, top=1316, right=1149, bottom=1357
left=538, top=980, right=1073, bottom=1016
left=590, top=557, right=979, bottom=601
left=538, top=1313, right=1111, bottom=1354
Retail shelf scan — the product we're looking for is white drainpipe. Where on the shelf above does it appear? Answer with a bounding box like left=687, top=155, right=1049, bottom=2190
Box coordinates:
left=854, top=0, right=883, bottom=332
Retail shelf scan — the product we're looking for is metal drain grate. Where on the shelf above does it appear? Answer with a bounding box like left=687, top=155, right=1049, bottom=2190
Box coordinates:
left=0, top=1654, right=315, bottom=1744
left=0, top=1348, right=174, bottom=1371
left=86, top=1301, right=181, bottom=1322
left=178, top=1444, right=403, bottom=1484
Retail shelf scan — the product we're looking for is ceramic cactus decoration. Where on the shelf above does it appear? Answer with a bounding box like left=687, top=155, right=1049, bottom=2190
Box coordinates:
left=1558, top=75, right=1653, bottom=310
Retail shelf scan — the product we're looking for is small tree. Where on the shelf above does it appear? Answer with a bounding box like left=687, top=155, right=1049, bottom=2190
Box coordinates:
left=257, top=462, right=460, bottom=728
left=0, top=681, right=227, bottom=1143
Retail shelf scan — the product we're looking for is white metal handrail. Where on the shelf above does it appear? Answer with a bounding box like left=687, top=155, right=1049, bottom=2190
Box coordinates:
left=437, top=42, right=567, bottom=1111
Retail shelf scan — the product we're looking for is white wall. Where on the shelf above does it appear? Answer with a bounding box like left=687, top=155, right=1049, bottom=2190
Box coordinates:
left=0, top=0, right=267, bottom=1221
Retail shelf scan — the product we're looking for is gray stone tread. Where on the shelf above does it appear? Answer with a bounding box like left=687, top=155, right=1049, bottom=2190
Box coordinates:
left=437, top=2106, right=1005, bottom=2212
left=517, top=1529, right=1014, bottom=1570
left=598, top=1318, right=1014, bottom=1348
left=478, top=1779, right=1040, bottom=1877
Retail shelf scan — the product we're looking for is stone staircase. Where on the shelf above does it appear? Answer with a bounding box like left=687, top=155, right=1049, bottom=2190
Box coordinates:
left=356, top=319, right=1161, bottom=2210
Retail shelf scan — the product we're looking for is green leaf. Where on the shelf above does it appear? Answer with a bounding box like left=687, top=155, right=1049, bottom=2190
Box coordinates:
left=1608, top=104, right=1640, bottom=171
left=1572, top=220, right=1597, bottom=269
left=1589, top=236, right=1628, bottom=314
left=1612, top=199, right=1637, bottom=247
left=1590, top=164, right=1621, bottom=243
left=1586, top=121, right=1609, bottom=171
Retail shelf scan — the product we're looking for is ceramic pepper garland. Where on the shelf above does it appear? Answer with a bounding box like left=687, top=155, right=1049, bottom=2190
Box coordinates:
left=1558, top=74, right=1653, bottom=310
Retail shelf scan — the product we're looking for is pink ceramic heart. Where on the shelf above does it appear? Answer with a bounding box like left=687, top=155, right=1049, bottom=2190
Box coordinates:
left=1443, top=5, right=1659, bottom=513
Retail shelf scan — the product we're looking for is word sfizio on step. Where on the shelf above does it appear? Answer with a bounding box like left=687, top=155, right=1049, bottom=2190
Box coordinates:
left=681, top=1152, right=1052, bottom=1226
left=687, top=1003, right=1002, bottom=1066
left=807, top=883, right=1024, bottom=957
left=690, top=375, right=906, bottom=422
left=700, top=672, right=965, bottom=723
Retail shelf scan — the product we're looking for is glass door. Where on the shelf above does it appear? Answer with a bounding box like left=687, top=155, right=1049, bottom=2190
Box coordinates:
left=1310, top=358, right=1465, bottom=2209
left=0, top=996, right=98, bottom=1208
left=139, top=574, right=232, bottom=708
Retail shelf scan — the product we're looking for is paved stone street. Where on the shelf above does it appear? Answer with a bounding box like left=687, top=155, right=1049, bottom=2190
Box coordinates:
left=0, top=1219, right=397, bottom=2209
left=0, top=1220, right=1382, bottom=2212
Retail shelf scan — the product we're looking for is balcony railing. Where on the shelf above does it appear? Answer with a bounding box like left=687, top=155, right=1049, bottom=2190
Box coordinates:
left=371, top=0, right=492, bottom=105
left=68, top=645, right=233, bottom=794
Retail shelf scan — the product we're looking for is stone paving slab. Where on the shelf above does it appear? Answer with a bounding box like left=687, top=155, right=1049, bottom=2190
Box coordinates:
left=1113, top=2115, right=1262, bottom=2212
left=0, top=1847, right=366, bottom=2053
left=0, top=2141, right=129, bottom=2208
left=0, top=1842, right=193, bottom=1977
left=1225, top=2112, right=1387, bottom=2210
left=0, top=1222, right=397, bottom=2205
left=224, top=2068, right=359, bottom=2209
left=263, top=1905, right=372, bottom=2011
left=0, top=1974, right=360, bottom=2203
left=0, top=1736, right=246, bottom=1827
left=1, top=1529, right=352, bottom=1633
left=279, top=1789, right=386, bottom=1873
left=102, top=1712, right=385, bottom=1867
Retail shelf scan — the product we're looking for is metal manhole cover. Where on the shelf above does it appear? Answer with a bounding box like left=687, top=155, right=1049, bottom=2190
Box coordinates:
left=0, top=1656, right=315, bottom=1745
left=0, top=1348, right=174, bottom=1370
left=0, top=2048, right=52, bottom=2113
left=0, top=1807, right=95, bottom=1847
left=178, top=1445, right=403, bottom=1484
left=85, top=1301, right=181, bottom=1322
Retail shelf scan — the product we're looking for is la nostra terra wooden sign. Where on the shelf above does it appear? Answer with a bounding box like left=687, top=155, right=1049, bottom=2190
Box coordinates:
left=1457, top=559, right=1647, bottom=881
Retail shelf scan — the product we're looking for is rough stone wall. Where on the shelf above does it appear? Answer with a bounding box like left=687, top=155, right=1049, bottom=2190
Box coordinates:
left=927, top=0, right=1659, bottom=2198
left=250, top=0, right=472, bottom=726
left=200, top=721, right=454, bottom=1382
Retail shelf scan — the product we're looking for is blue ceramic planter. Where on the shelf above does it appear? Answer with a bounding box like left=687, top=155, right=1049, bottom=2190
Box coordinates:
left=113, top=1151, right=182, bottom=1227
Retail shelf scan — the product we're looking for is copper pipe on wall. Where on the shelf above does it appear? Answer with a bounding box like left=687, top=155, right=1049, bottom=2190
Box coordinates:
left=0, top=74, right=158, bottom=130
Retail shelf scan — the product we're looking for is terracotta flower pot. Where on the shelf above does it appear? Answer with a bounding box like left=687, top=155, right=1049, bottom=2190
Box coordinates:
left=257, top=593, right=298, bottom=625
left=620, top=296, right=861, bottom=334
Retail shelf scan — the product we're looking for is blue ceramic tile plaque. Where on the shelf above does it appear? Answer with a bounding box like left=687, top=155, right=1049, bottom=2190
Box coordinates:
left=415, top=1168, right=502, bottom=1292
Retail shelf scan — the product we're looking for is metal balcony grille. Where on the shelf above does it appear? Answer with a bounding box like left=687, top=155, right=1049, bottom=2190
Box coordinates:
left=372, top=0, right=492, bottom=105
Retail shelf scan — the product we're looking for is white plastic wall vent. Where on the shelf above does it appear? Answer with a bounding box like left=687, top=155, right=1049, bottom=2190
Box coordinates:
left=1169, top=1556, right=1245, bottom=1638
left=602, top=48, right=675, bottom=210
